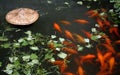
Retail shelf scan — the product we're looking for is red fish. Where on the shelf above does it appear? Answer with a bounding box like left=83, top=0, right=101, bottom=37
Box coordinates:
left=63, top=72, right=74, bottom=75
left=64, top=30, right=74, bottom=40
left=108, top=57, right=115, bottom=73
left=109, top=27, right=120, bottom=38
left=60, top=20, right=71, bottom=25
left=97, top=48, right=104, bottom=67
left=114, top=40, right=120, bottom=45
left=52, top=60, right=64, bottom=65
left=103, top=19, right=111, bottom=27
left=78, top=66, right=85, bottom=75
left=80, top=54, right=96, bottom=64
left=81, top=30, right=92, bottom=39
left=74, top=33, right=86, bottom=44
left=103, top=52, right=112, bottom=61
left=53, top=22, right=62, bottom=33
left=62, top=47, right=78, bottom=54
left=96, top=18, right=104, bottom=29
left=74, top=19, right=89, bottom=24
left=102, top=44, right=116, bottom=54
left=86, top=10, right=99, bottom=17
left=60, top=62, right=67, bottom=73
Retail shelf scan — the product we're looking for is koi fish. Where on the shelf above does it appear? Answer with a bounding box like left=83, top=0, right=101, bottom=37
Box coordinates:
left=53, top=22, right=62, bottom=33
left=103, top=19, right=110, bottom=27
left=103, top=52, right=112, bottom=61
left=81, top=30, right=92, bottom=39
left=114, top=40, right=120, bottom=45
left=80, top=54, right=96, bottom=64
left=97, top=48, right=104, bottom=67
left=64, top=30, right=75, bottom=41
left=62, top=47, right=78, bottom=54
left=78, top=66, right=85, bottom=75
left=96, top=18, right=104, bottom=29
left=73, top=33, right=86, bottom=44
left=52, top=60, right=64, bottom=65
left=60, top=62, right=67, bottom=73
left=60, top=20, right=71, bottom=25
left=102, top=44, right=116, bottom=54
left=108, top=57, right=115, bottom=73
left=86, top=10, right=99, bottom=17
left=63, top=72, right=74, bottom=75
left=109, top=27, right=120, bottom=38
left=73, top=19, right=89, bottom=24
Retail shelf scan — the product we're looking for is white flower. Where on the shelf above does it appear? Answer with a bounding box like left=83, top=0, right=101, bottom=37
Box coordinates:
left=85, top=44, right=92, bottom=48
left=3, top=69, right=13, bottom=74
left=59, top=38, right=65, bottom=43
left=109, top=9, right=114, bottom=13
left=49, top=58, right=55, bottom=62
left=91, top=28, right=97, bottom=32
left=64, top=2, right=69, bottom=5
left=9, top=57, right=18, bottom=63
left=77, top=1, right=83, bottom=5
left=57, top=52, right=67, bottom=59
left=99, top=12, right=105, bottom=16
left=27, top=36, right=33, bottom=40
left=47, top=0, right=52, bottom=4
left=113, top=24, right=118, bottom=27
left=27, top=62, right=34, bottom=66
left=30, top=46, right=39, bottom=50
left=25, top=31, right=31, bottom=36
left=51, top=35, right=56, bottom=39
left=95, top=24, right=100, bottom=27
left=32, top=59, right=39, bottom=64
left=84, top=38, right=90, bottom=43
left=22, top=55, right=30, bottom=61
left=56, top=48, right=61, bottom=51
left=96, top=35, right=102, bottom=39
left=6, top=64, right=14, bottom=70
left=18, top=38, right=24, bottom=43
left=93, top=0, right=97, bottom=2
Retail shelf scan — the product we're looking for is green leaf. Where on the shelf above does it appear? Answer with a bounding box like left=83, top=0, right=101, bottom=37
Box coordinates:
left=21, top=40, right=29, bottom=46
left=0, top=36, right=8, bottom=41
left=30, top=54, right=38, bottom=59
left=30, top=46, right=39, bottom=51
left=91, top=35, right=98, bottom=41
left=11, top=71, right=20, bottom=75
left=1, top=43, right=11, bottom=48
left=13, top=43, right=20, bottom=48
left=0, top=62, right=2, bottom=67
left=45, top=51, right=53, bottom=60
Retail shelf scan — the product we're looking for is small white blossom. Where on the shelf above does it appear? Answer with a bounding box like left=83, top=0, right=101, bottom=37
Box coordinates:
left=56, top=48, right=61, bottom=51
left=64, top=2, right=69, bottom=5
left=6, top=64, right=14, bottom=70
left=30, top=46, right=39, bottom=50
left=59, top=38, right=65, bottom=43
left=47, top=0, right=52, bottom=4
left=18, top=38, right=24, bottom=43
left=32, top=59, right=39, bottom=64
left=22, top=55, right=30, bottom=61
left=9, top=57, right=18, bottom=63
left=53, top=40, right=58, bottom=43
left=3, top=69, right=13, bottom=74
left=87, top=6, right=91, bottom=8
left=85, top=44, right=92, bottom=48
left=93, top=0, right=97, bottom=2
left=109, top=9, right=114, bottom=13
left=95, top=24, right=100, bottom=27
left=57, top=52, right=67, bottom=59
left=25, top=31, right=31, bottom=36
left=77, top=1, right=83, bottom=5
left=96, top=35, right=102, bottom=38
left=27, top=62, right=34, bottom=66
left=78, top=46, right=84, bottom=51
left=27, top=36, right=33, bottom=40
left=91, top=28, right=97, bottom=32
left=84, top=38, right=90, bottom=43
left=49, top=58, right=55, bottom=62
left=99, top=12, right=105, bottom=16
left=113, top=24, right=118, bottom=27
left=51, top=35, right=56, bottom=39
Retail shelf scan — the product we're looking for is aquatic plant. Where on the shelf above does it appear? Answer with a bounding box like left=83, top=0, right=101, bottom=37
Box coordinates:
left=0, top=0, right=120, bottom=75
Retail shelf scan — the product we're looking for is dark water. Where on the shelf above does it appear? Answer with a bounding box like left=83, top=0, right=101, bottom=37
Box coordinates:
left=0, top=0, right=119, bottom=75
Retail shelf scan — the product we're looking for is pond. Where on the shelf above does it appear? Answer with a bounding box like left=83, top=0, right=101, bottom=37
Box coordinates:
left=0, top=0, right=120, bottom=75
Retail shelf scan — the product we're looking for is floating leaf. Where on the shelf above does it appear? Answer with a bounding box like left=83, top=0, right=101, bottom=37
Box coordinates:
left=0, top=62, right=2, bottom=67
left=0, top=36, right=8, bottom=41
left=30, top=46, right=39, bottom=51
left=30, top=54, right=38, bottom=59
left=1, top=43, right=11, bottom=48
